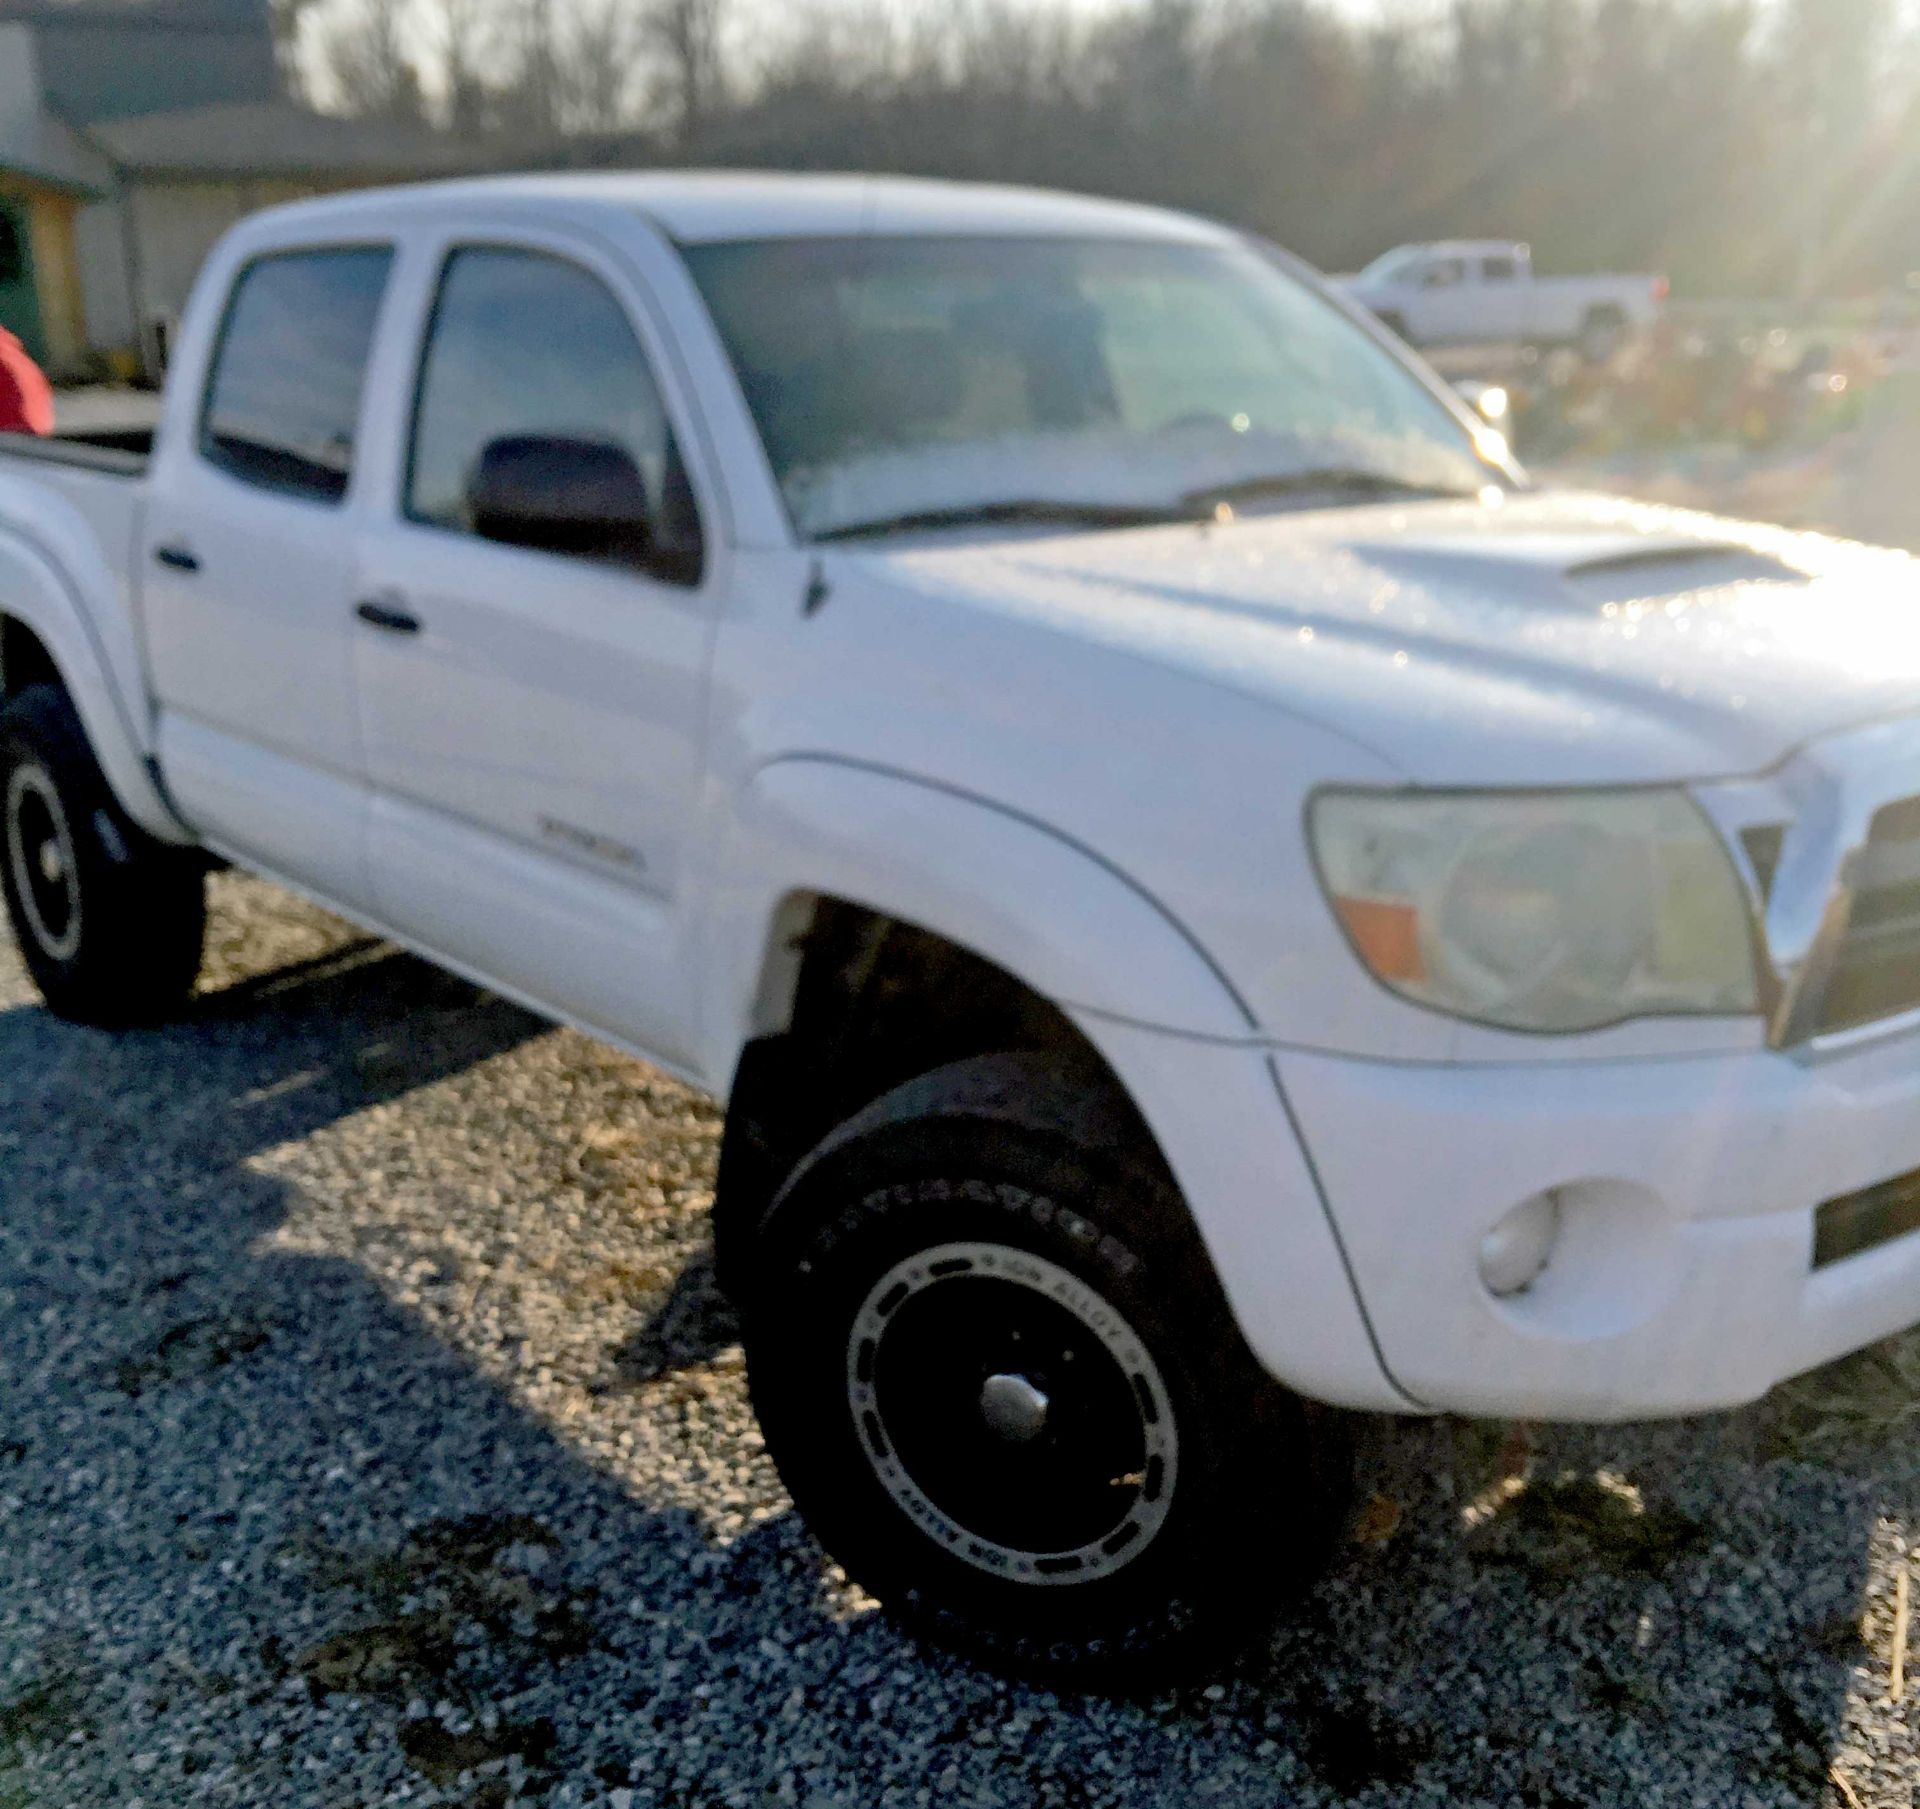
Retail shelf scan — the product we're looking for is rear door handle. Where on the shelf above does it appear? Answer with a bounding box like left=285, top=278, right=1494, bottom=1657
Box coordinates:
left=153, top=544, right=199, bottom=573
left=355, top=597, right=422, bottom=635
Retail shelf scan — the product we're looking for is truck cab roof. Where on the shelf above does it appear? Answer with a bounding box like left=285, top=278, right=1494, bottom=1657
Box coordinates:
left=228, top=170, right=1241, bottom=249
left=1380, top=239, right=1528, bottom=261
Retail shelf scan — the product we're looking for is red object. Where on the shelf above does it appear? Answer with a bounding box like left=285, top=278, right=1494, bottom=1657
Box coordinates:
left=0, top=329, right=54, bottom=435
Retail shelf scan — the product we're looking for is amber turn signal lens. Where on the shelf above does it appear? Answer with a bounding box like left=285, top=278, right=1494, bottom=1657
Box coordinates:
left=1333, top=895, right=1425, bottom=984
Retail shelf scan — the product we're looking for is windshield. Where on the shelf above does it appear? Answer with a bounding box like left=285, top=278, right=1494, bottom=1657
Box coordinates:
left=682, top=235, right=1498, bottom=541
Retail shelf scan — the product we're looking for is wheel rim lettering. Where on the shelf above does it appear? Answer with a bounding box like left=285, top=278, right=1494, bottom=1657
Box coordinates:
left=846, top=1240, right=1178, bottom=1585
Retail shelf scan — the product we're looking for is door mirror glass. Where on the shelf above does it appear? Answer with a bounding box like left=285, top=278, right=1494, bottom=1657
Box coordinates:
left=465, top=433, right=655, bottom=566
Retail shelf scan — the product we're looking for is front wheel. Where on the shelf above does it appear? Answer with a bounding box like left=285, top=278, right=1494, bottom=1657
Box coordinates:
left=744, top=1054, right=1354, bottom=1679
left=0, top=683, right=205, bottom=1025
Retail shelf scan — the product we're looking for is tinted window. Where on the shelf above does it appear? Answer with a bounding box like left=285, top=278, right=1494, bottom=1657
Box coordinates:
left=1481, top=256, right=1518, bottom=282
left=200, top=248, right=392, bottom=502
left=1420, top=258, right=1466, bottom=289
left=407, top=247, right=696, bottom=573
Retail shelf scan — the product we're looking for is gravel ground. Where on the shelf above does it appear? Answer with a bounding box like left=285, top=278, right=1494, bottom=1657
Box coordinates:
left=0, top=873, right=1914, bottom=1808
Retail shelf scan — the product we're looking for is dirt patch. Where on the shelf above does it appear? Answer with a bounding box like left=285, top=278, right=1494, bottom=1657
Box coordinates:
left=1472, top=1473, right=1706, bottom=1581
left=291, top=1511, right=598, bottom=1704
left=110, top=1314, right=272, bottom=1397
left=397, top=1713, right=557, bottom=1785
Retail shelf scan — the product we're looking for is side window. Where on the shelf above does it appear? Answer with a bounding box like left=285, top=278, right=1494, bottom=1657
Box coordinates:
left=1420, top=258, right=1466, bottom=290
left=406, top=247, right=701, bottom=583
left=200, top=247, right=393, bottom=503
left=1481, top=255, right=1518, bottom=283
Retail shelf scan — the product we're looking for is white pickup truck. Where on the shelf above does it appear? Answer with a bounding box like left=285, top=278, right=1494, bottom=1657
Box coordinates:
left=1341, top=239, right=1666, bottom=360
left=3, top=174, right=1918, bottom=1677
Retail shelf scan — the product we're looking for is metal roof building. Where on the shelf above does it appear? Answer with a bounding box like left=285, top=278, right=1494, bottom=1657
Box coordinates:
left=0, top=0, right=474, bottom=376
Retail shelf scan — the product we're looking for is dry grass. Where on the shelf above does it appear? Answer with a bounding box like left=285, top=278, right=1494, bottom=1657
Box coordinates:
left=1769, top=1330, right=1920, bottom=1461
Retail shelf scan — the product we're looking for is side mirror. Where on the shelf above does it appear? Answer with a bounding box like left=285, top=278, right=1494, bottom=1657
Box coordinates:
left=465, top=434, right=656, bottom=568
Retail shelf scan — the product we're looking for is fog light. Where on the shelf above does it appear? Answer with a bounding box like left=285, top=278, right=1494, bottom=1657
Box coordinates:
left=1478, top=1192, right=1561, bottom=1297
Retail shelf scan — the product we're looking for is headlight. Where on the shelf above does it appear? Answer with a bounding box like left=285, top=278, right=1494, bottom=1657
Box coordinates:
left=1308, top=788, right=1759, bottom=1032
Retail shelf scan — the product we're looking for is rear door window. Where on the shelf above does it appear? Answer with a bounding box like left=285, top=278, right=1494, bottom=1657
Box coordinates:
left=200, top=247, right=394, bottom=503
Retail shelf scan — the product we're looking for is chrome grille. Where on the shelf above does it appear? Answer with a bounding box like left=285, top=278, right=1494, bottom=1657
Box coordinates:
left=1807, top=799, right=1920, bottom=1036
left=1699, top=716, right=1920, bottom=1055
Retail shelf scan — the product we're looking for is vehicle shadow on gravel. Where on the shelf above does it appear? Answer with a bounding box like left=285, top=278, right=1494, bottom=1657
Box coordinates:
left=0, top=884, right=1911, bottom=1808
left=0, top=910, right=858, bottom=1807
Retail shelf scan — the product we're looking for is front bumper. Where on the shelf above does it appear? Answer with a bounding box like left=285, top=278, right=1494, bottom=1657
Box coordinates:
left=1280, top=1027, right=1920, bottom=1419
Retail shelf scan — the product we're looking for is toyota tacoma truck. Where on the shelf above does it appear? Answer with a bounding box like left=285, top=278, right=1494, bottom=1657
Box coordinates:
left=2, top=175, right=1917, bottom=1677
left=1340, top=239, right=1666, bottom=360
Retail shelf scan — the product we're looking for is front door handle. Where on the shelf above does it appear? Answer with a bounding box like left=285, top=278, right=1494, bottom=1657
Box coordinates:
left=153, top=544, right=200, bottom=573
left=355, top=597, right=422, bottom=635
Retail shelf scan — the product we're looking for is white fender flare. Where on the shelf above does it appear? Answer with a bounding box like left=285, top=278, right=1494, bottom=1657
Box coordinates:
left=701, top=755, right=1257, bottom=1075
left=0, top=521, right=186, bottom=843
left=700, top=755, right=1409, bottom=1412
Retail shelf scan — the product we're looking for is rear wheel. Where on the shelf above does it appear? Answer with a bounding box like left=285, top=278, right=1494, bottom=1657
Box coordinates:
left=0, top=683, right=204, bottom=1025
left=744, top=1054, right=1354, bottom=1679
left=1578, top=306, right=1627, bottom=366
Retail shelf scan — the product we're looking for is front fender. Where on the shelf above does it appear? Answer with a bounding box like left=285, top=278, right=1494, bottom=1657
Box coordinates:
left=699, top=755, right=1257, bottom=1081
left=699, top=755, right=1408, bottom=1411
left=0, top=506, right=184, bottom=843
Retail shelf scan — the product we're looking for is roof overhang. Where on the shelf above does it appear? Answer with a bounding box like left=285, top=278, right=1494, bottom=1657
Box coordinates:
left=0, top=159, right=106, bottom=201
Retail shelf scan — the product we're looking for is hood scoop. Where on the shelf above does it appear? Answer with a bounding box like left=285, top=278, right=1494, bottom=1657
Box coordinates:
left=1563, top=540, right=1810, bottom=606
left=1355, top=532, right=1810, bottom=612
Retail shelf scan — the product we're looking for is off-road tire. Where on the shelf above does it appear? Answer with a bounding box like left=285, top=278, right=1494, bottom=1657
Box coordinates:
left=0, top=683, right=204, bottom=1025
left=743, top=1053, right=1354, bottom=1681
left=1578, top=306, right=1627, bottom=366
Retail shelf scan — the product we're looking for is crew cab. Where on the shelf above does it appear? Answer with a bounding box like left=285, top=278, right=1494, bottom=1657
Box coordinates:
left=1340, top=239, right=1666, bottom=360
left=2, top=175, right=1917, bottom=1676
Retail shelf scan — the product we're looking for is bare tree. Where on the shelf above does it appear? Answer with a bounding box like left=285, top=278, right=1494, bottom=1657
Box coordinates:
left=304, top=0, right=1920, bottom=300
left=558, top=0, right=648, bottom=133
left=425, top=0, right=493, bottom=134
left=646, top=0, right=727, bottom=148
left=314, top=0, right=428, bottom=121
left=495, top=0, right=566, bottom=138
left=268, top=0, right=325, bottom=99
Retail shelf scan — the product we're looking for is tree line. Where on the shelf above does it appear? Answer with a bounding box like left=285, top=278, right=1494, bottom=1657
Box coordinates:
left=298, top=0, right=1919, bottom=300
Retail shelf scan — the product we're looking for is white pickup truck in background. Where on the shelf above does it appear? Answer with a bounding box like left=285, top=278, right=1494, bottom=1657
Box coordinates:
left=1340, top=239, right=1667, bottom=360
left=2, top=174, right=1918, bottom=1679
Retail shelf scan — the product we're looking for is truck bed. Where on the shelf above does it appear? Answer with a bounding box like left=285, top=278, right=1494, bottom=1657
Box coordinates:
left=0, top=428, right=152, bottom=479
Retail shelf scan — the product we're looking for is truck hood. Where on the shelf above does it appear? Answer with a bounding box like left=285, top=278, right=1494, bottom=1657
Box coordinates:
left=850, top=490, right=1920, bottom=785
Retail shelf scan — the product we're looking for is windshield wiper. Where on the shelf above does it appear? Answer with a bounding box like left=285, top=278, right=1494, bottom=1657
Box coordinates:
left=814, top=498, right=1206, bottom=542
left=1183, top=467, right=1484, bottom=510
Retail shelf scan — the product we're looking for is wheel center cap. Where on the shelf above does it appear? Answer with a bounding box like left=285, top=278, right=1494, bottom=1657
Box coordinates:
left=37, top=840, right=64, bottom=886
left=979, top=1372, right=1049, bottom=1443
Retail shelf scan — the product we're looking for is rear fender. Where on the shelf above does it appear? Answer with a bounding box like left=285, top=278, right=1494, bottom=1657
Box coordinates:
left=0, top=505, right=184, bottom=842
